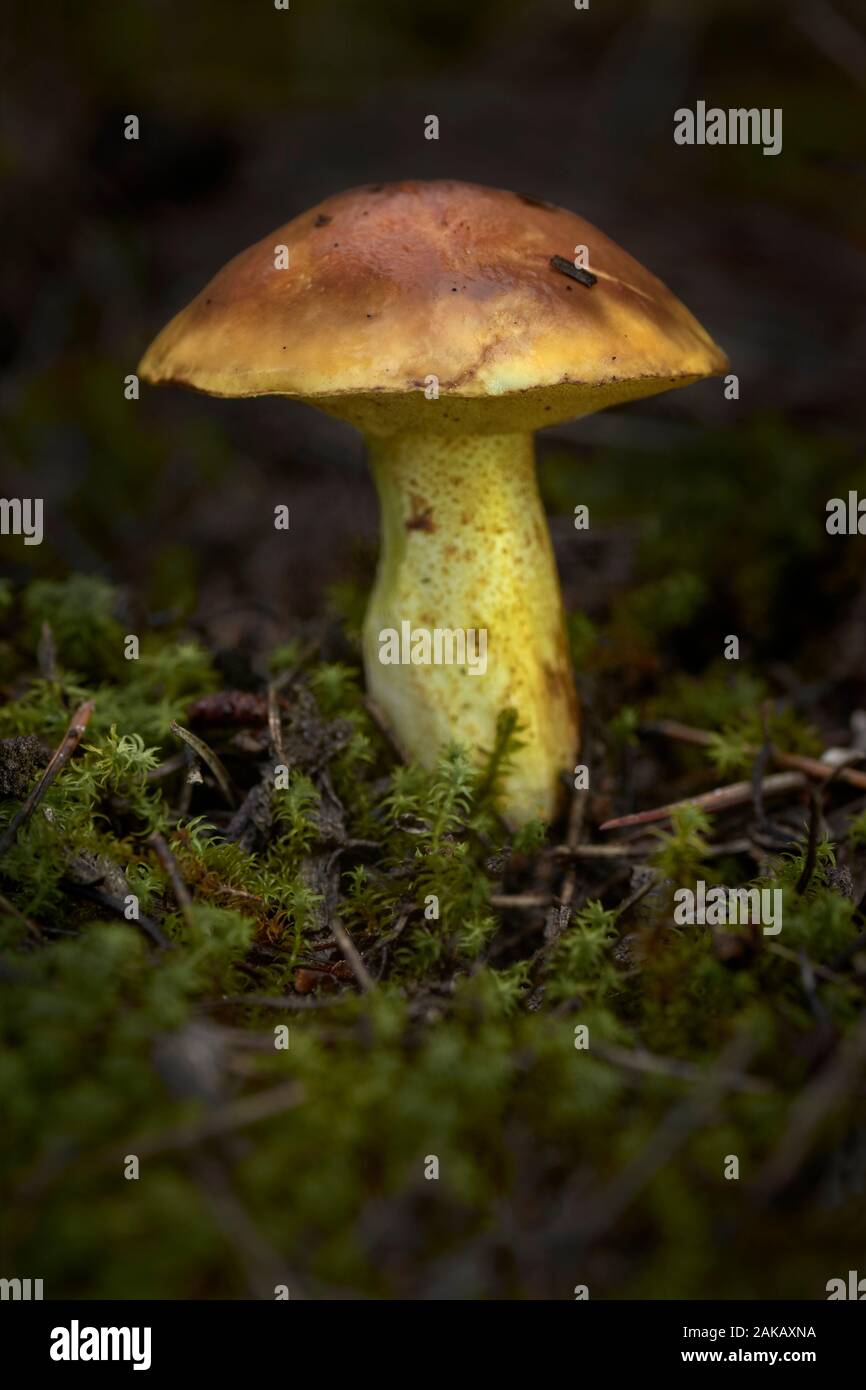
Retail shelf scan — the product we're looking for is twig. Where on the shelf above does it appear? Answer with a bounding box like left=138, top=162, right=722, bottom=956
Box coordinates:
left=767, top=942, right=860, bottom=989
left=750, top=701, right=773, bottom=828
left=213, top=884, right=266, bottom=904
left=191, top=1148, right=301, bottom=1299
left=146, top=752, right=187, bottom=782
left=599, top=772, right=807, bottom=832
left=549, top=841, right=657, bottom=859
left=787, top=742, right=856, bottom=895
left=148, top=831, right=195, bottom=929
left=0, top=699, right=95, bottom=859
left=795, top=789, right=823, bottom=895
left=269, top=636, right=321, bottom=694
left=169, top=720, right=237, bottom=807
left=330, top=917, right=374, bottom=993
left=22, top=1080, right=306, bottom=1199
left=575, top=1029, right=760, bottom=1242
left=366, top=908, right=412, bottom=961
left=751, top=1012, right=866, bottom=1203
left=491, top=892, right=552, bottom=909
left=106, top=1080, right=305, bottom=1163
left=593, top=1041, right=772, bottom=1095
left=267, top=682, right=286, bottom=766
left=798, top=948, right=833, bottom=1029
left=205, top=992, right=345, bottom=1012
left=62, top=882, right=170, bottom=950
left=558, top=768, right=589, bottom=912
left=644, top=718, right=866, bottom=791
left=37, top=621, right=58, bottom=684
left=549, top=838, right=753, bottom=860
left=612, top=871, right=658, bottom=922
left=0, top=891, right=41, bottom=939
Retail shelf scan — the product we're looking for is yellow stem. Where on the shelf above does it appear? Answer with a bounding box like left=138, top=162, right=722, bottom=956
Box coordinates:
left=362, top=431, right=579, bottom=826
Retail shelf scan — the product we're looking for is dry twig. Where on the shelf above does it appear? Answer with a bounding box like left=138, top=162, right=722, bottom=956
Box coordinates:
left=148, top=830, right=195, bottom=929
left=600, top=771, right=807, bottom=832
left=0, top=699, right=95, bottom=859
left=170, top=720, right=237, bottom=807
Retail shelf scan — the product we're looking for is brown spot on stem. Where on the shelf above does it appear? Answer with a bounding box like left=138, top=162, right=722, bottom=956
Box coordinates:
left=543, top=657, right=578, bottom=723
left=406, top=496, right=436, bottom=532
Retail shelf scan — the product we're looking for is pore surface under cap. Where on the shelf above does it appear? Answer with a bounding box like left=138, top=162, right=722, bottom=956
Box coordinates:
left=139, top=179, right=727, bottom=433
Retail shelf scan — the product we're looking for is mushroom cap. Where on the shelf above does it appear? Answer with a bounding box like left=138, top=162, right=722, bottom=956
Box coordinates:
left=139, top=179, right=727, bottom=435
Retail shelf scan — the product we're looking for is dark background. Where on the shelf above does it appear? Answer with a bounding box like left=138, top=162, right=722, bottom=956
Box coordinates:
left=3, top=0, right=865, bottom=670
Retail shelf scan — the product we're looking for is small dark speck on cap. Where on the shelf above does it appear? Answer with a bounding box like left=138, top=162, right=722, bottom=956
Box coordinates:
left=550, top=254, right=597, bottom=288
left=369, top=184, right=384, bottom=192
left=314, top=214, right=332, bottom=226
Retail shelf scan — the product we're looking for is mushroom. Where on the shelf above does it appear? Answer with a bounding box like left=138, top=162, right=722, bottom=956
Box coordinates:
left=139, top=180, right=727, bottom=826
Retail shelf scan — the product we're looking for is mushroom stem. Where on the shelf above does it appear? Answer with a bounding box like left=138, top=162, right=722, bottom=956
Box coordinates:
left=362, top=430, right=579, bottom=826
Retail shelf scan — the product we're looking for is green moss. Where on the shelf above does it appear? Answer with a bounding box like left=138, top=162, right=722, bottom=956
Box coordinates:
left=1, top=570, right=864, bottom=1300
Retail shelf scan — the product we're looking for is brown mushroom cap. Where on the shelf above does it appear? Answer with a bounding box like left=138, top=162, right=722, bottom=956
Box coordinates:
left=139, top=179, right=727, bottom=434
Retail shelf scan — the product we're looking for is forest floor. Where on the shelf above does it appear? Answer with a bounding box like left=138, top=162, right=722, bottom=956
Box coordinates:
left=2, top=532, right=866, bottom=1299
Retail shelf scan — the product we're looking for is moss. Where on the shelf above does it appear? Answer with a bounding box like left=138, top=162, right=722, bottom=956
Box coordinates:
left=1, top=571, right=865, bottom=1299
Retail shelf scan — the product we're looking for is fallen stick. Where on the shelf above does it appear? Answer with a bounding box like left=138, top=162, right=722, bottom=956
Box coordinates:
left=0, top=891, right=41, bottom=938
left=593, top=1040, right=772, bottom=1095
left=63, top=882, right=170, bottom=950
left=645, top=718, right=866, bottom=791
left=267, top=682, right=286, bottom=766
left=148, top=830, right=195, bottom=929
left=490, top=891, right=552, bottom=909
left=767, top=942, right=860, bottom=990
left=549, top=838, right=753, bottom=860
left=575, top=1028, right=760, bottom=1242
left=557, top=774, right=589, bottom=913
left=0, top=699, right=95, bottom=859
left=170, top=720, right=236, bottom=807
left=206, top=992, right=343, bottom=1012
left=600, top=771, right=807, bottom=832
left=750, top=1012, right=866, bottom=1203
left=19, top=1078, right=305, bottom=1199
left=331, top=917, right=375, bottom=993
left=120, top=1079, right=302, bottom=1156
